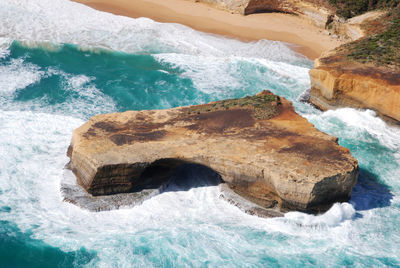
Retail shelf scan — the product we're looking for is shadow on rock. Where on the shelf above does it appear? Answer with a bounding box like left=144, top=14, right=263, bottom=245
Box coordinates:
left=165, top=163, right=223, bottom=192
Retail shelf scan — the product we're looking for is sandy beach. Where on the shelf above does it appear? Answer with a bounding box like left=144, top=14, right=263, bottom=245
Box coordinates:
left=73, top=0, right=343, bottom=59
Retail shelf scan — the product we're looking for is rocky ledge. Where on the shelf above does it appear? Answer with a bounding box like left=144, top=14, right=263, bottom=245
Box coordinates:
left=309, top=5, right=400, bottom=125
left=310, top=57, right=400, bottom=124
left=66, top=91, right=358, bottom=216
left=192, top=0, right=366, bottom=40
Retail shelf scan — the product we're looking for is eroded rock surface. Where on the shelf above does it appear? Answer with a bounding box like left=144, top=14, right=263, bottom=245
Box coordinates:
left=310, top=53, right=400, bottom=124
left=192, top=0, right=296, bottom=15
left=200, top=0, right=394, bottom=47
left=192, top=0, right=367, bottom=40
left=309, top=7, right=400, bottom=124
left=194, top=0, right=324, bottom=16
left=66, top=91, right=358, bottom=214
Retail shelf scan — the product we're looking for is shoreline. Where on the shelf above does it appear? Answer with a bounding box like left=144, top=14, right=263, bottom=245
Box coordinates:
left=73, top=0, right=343, bottom=59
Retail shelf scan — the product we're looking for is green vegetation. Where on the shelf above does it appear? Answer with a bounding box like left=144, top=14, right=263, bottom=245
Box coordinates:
left=321, top=1, right=400, bottom=67
left=187, top=93, right=281, bottom=120
left=346, top=6, right=400, bottom=67
left=328, top=0, right=400, bottom=18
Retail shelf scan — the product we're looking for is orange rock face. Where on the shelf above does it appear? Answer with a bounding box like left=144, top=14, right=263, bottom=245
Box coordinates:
left=192, top=0, right=300, bottom=15
left=67, top=92, right=358, bottom=215
left=310, top=60, right=400, bottom=123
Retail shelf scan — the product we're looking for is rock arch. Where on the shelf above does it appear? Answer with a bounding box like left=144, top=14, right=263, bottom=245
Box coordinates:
left=66, top=92, right=358, bottom=215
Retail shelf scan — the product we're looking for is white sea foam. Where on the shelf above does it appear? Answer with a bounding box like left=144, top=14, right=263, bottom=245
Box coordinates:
left=0, top=59, right=44, bottom=94
left=306, top=108, right=400, bottom=180
left=154, top=53, right=311, bottom=99
left=3, top=109, right=397, bottom=267
left=1, top=0, right=400, bottom=266
left=0, top=0, right=312, bottom=118
left=0, top=110, right=366, bottom=266
left=304, top=108, right=400, bottom=229
left=0, top=0, right=308, bottom=65
left=0, top=110, right=265, bottom=264
left=154, top=53, right=244, bottom=96
left=0, top=58, right=116, bottom=117
left=308, top=108, right=400, bottom=151
left=284, top=203, right=356, bottom=227
left=0, top=43, right=10, bottom=59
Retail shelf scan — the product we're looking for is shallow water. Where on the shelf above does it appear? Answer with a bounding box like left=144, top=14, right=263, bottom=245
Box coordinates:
left=0, top=0, right=399, bottom=267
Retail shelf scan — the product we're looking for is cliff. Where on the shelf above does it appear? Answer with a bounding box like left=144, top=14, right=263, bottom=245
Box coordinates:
left=309, top=5, right=400, bottom=124
left=191, top=0, right=376, bottom=41
left=66, top=91, right=359, bottom=216
left=193, top=0, right=303, bottom=15
left=310, top=58, right=400, bottom=123
left=193, top=0, right=330, bottom=15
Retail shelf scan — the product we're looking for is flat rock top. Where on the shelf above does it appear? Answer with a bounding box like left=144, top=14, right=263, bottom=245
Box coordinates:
left=71, top=91, right=356, bottom=181
left=68, top=91, right=358, bottom=213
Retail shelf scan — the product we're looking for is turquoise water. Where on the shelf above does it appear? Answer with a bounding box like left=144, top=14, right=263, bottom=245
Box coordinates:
left=0, top=0, right=400, bottom=267
left=1, top=41, right=311, bottom=118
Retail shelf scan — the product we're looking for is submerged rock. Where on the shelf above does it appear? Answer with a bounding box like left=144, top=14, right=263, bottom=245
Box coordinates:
left=66, top=91, right=358, bottom=215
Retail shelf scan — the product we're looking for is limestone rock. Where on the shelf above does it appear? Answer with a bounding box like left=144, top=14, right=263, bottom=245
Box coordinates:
left=191, top=0, right=298, bottom=15
left=198, top=0, right=334, bottom=28
left=67, top=91, right=359, bottom=214
left=310, top=58, right=400, bottom=124
left=191, top=0, right=331, bottom=16
left=191, top=1, right=386, bottom=41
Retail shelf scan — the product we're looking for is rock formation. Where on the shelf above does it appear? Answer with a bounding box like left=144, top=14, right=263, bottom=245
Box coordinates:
left=192, top=0, right=370, bottom=40
left=66, top=91, right=359, bottom=215
left=194, top=0, right=318, bottom=15
left=309, top=7, right=400, bottom=124
left=310, top=57, right=400, bottom=123
left=191, top=1, right=400, bottom=123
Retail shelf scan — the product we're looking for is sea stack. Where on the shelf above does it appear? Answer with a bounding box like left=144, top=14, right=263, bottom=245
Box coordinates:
left=66, top=91, right=359, bottom=215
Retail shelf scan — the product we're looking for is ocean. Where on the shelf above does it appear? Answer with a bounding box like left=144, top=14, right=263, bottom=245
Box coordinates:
left=0, top=0, right=399, bottom=267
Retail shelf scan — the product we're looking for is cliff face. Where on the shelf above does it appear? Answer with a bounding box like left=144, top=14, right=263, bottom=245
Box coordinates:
left=193, top=0, right=330, bottom=15
left=193, top=0, right=299, bottom=15
left=66, top=91, right=359, bottom=215
left=310, top=59, right=400, bottom=122
left=192, top=0, right=368, bottom=40
left=310, top=6, right=400, bottom=124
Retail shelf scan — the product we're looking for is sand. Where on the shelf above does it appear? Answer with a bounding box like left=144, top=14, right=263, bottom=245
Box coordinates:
left=73, top=0, right=343, bottom=59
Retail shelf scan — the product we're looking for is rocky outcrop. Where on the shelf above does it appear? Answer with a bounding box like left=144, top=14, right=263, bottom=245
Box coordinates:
left=309, top=55, right=400, bottom=124
left=309, top=7, right=400, bottom=124
left=193, top=0, right=370, bottom=40
left=336, top=10, right=386, bottom=41
left=193, top=0, right=332, bottom=16
left=66, top=91, right=359, bottom=215
left=193, top=0, right=300, bottom=15
left=244, top=0, right=299, bottom=15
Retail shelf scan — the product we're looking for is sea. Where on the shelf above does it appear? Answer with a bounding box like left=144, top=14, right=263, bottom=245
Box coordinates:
left=0, top=0, right=399, bottom=267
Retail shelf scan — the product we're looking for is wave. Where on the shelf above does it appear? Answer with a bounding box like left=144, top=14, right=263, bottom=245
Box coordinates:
left=0, top=41, right=311, bottom=120
left=306, top=108, right=400, bottom=188
left=284, top=203, right=356, bottom=227
left=0, top=0, right=400, bottom=266
left=0, top=0, right=309, bottom=66
left=0, top=58, right=43, bottom=94
left=1, top=107, right=398, bottom=266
